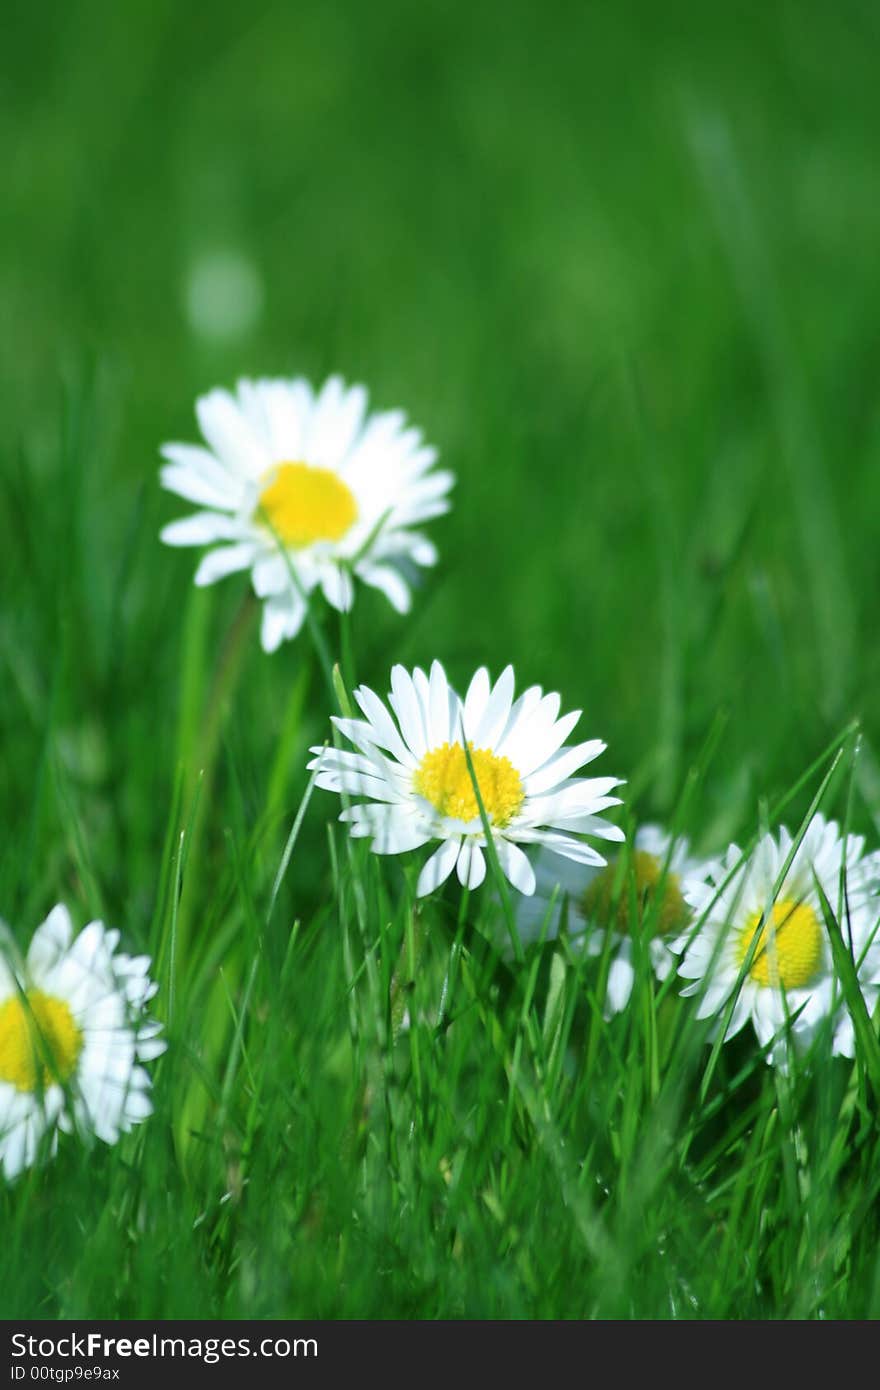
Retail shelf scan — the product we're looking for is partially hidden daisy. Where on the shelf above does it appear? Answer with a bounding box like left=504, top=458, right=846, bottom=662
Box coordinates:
left=674, top=814, right=880, bottom=1065
left=308, top=661, right=624, bottom=897
left=0, top=905, right=165, bottom=1180
left=159, top=375, right=453, bottom=651
left=514, top=826, right=702, bottom=1014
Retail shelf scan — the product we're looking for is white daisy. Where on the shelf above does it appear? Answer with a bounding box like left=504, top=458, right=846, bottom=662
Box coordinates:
left=159, top=375, right=453, bottom=652
left=674, top=815, right=880, bottom=1066
left=0, top=905, right=165, bottom=1180
left=514, top=826, right=702, bottom=1015
left=308, top=661, right=624, bottom=897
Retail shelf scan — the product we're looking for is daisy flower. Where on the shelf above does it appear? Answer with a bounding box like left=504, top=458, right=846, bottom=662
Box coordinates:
left=674, top=815, right=880, bottom=1066
left=0, top=905, right=165, bottom=1180
left=159, top=375, right=453, bottom=652
left=308, top=661, right=624, bottom=897
left=514, top=826, right=702, bottom=1015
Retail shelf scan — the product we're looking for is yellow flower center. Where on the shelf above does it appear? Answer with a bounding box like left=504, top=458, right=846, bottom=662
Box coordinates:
left=413, top=742, right=525, bottom=827
left=0, top=990, right=83, bottom=1092
left=737, top=899, right=823, bottom=989
left=582, top=850, right=691, bottom=938
left=256, top=461, right=358, bottom=547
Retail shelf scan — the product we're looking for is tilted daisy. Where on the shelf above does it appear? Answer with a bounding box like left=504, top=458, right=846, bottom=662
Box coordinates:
left=674, top=815, right=880, bottom=1066
left=0, top=905, right=165, bottom=1180
left=159, top=375, right=453, bottom=652
left=514, top=826, right=702, bottom=1015
left=308, top=661, right=624, bottom=897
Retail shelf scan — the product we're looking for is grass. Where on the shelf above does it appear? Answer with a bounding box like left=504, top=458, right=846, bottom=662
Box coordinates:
left=3, top=0, right=880, bottom=1319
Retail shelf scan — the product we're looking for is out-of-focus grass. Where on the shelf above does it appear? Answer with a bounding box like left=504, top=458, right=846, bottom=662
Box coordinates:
left=2, top=0, right=880, bottom=1318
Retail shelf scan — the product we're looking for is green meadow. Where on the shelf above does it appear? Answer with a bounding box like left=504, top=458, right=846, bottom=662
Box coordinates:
left=2, top=0, right=880, bottom=1318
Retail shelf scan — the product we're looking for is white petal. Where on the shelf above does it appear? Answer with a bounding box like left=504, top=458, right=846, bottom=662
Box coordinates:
left=159, top=445, right=242, bottom=509
left=307, top=377, right=368, bottom=467
left=462, top=668, right=491, bottom=736
left=635, top=825, right=675, bottom=860
left=339, top=804, right=430, bottom=854
left=547, top=813, right=625, bottom=840
left=500, top=701, right=577, bottom=775
left=389, top=665, right=429, bottom=757
left=832, top=1013, right=856, bottom=1058
left=693, top=978, right=734, bottom=1019
left=524, top=740, right=607, bottom=795
left=320, top=566, right=355, bottom=612
left=316, top=769, right=405, bottom=802
left=416, top=840, right=460, bottom=896
left=196, top=388, right=268, bottom=477
left=456, top=841, right=487, bottom=889
left=521, top=831, right=608, bottom=867
left=752, top=998, right=783, bottom=1048
left=428, top=660, right=455, bottom=748
left=330, top=715, right=388, bottom=755
left=160, top=511, right=244, bottom=547
left=251, top=552, right=291, bottom=597
left=495, top=839, right=537, bottom=896
left=260, top=594, right=306, bottom=652
left=524, top=779, right=624, bottom=826
left=605, top=953, right=635, bottom=1016
left=352, top=687, right=417, bottom=767
left=722, top=994, right=752, bottom=1042
left=259, top=378, right=313, bottom=458
left=1, top=1115, right=37, bottom=1180
left=194, top=543, right=257, bottom=587
left=474, top=666, right=516, bottom=748
left=122, top=1090, right=154, bottom=1123
left=358, top=564, right=412, bottom=613
left=405, top=534, right=438, bottom=567
left=27, top=904, right=74, bottom=976
left=649, top=940, right=677, bottom=981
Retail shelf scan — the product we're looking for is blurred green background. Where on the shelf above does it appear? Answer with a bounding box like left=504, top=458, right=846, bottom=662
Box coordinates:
left=3, top=0, right=880, bottom=910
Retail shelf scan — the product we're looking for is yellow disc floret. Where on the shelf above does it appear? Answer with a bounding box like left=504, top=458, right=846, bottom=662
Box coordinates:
left=0, top=990, right=83, bottom=1092
left=582, top=850, right=691, bottom=938
left=413, top=742, right=525, bottom=827
left=737, top=899, right=823, bottom=989
left=256, top=461, right=358, bottom=547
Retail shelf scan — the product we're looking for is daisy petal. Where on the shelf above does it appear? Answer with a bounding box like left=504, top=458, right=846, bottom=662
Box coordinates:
left=160, top=511, right=244, bottom=547
left=194, top=543, right=257, bottom=587
left=357, top=564, right=412, bottom=614
left=456, top=841, right=487, bottom=890
left=495, top=839, right=536, bottom=896
left=605, top=952, right=635, bottom=1016
left=417, top=840, right=460, bottom=897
